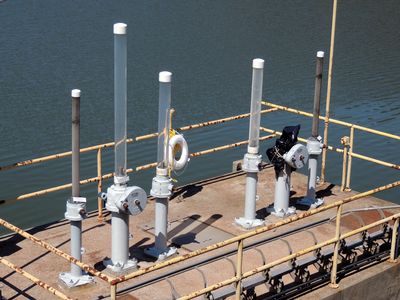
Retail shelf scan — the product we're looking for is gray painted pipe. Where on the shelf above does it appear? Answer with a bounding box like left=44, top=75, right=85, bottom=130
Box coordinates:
left=155, top=198, right=168, bottom=251
left=312, top=51, right=324, bottom=138
left=244, top=173, right=258, bottom=220
left=307, top=51, right=324, bottom=201
left=111, top=212, right=129, bottom=265
left=274, top=165, right=291, bottom=213
left=71, top=89, right=82, bottom=277
left=306, top=155, right=318, bottom=200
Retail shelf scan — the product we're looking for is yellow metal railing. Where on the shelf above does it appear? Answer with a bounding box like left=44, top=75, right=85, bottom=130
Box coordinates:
left=1, top=180, right=399, bottom=300
left=261, top=101, right=400, bottom=191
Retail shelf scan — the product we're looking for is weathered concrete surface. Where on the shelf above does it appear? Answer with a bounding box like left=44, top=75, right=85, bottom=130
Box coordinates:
left=0, top=165, right=398, bottom=299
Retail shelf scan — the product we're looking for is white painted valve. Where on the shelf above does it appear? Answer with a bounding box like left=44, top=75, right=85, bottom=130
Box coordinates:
left=106, top=185, right=147, bottom=215
left=284, top=144, right=309, bottom=169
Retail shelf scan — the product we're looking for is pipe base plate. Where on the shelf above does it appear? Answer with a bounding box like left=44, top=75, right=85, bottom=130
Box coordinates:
left=297, top=197, right=324, bottom=208
left=235, top=217, right=265, bottom=230
left=103, top=258, right=137, bottom=274
left=59, top=272, right=94, bottom=288
left=267, top=206, right=296, bottom=218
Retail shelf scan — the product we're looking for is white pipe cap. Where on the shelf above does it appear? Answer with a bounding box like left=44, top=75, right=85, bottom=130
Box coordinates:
left=317, top=51, right=325, bottom=58
left=252, top=58, right=264, bottom=69
left=71, top=89, right=81, bottom=98
left=114, top=23, right=127, bottom=35
left=159, top=71, right=172, bottom=83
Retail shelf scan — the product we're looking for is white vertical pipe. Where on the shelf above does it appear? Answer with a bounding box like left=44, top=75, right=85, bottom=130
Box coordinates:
left=237, top=59, right=265, bottom=228
left=114, top=23, right=128, bottom=180
left=274, top=165, right=291, bottom=213
left=111, top=212, right=129, bottom=265
left=155, top=198, right=168, bottom=251
left=247, top=59, right=264, bottom=154
left=157, top=72, right=172, bottom=169
left=154, top=72, right=172, bottom=253
left=244, top=173, right=258, bottom=220
left=306, top=156, right=318, bottom=200
left=112, top=23, right=129, bottom=268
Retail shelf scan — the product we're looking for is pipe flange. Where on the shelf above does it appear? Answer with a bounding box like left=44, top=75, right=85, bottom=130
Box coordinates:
left=150, top=175, right=173, bottom=198
left=307, top=138, right=323, bottom=156
left=242, top=153, right=262, bottom=173
left=65, top=198, right=87, bottom=221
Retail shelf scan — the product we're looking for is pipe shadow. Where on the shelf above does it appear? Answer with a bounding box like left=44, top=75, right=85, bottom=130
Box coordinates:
left=135, top=215, right=202, bottom=262
left=170, top=184, right=203, bottom=201
left=171, top=214, right=223, bottom=247
left=0, top=279, right=36, bottom=300
left=1, top=221, right=107, bottom=297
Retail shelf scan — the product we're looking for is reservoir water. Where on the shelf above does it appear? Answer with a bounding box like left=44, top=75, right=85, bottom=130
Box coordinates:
left=0, top=0, right=399, bottom=232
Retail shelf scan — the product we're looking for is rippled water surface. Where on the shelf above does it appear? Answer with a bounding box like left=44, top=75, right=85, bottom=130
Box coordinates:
left=0, top=0, right=399, bottom=231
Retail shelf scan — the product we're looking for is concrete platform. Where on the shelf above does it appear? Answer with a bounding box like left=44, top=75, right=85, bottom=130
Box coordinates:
left=0, top=165, right=399, bottom=299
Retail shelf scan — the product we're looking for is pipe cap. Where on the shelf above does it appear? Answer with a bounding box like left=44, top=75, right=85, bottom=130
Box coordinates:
left=317, top=51, right=325, bottom=58
left=114, top=23, right=127, bottom=35
left=159, top=71, right=172, bottom=83
left=252, top=58, right=264, bottom=69
left=71, top=89, right=81, bottom=98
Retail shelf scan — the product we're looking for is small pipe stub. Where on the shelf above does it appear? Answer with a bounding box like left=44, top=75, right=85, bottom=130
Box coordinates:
left=252, top=58, right=265, bottom=69
left=317, top=51, right=325, bottom=58
left=159, top=71, right=172, bottom=83
left=71, top=89, right=81, bottom=98
left=114, top=23, right=127, bottom=35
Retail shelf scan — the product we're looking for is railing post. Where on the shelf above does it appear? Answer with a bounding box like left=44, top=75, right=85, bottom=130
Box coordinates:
left=111, top=284, right=117, bottom=300
left=345, top=126, right=354, bottom=191
left=389, top=217, right=399, bottom=263
left=97, top=148, right=104, bottom=221
left=340, top=136, right=349, bottom=191
left=235, top=239, right=244, bottom=299
left=321, top=0, right=338, bottom=183
left=330, top=204, right=342, bottom=288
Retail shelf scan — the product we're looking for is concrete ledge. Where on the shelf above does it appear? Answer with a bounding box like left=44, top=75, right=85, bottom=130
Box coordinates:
left=302, top=260, right=400, bottom=300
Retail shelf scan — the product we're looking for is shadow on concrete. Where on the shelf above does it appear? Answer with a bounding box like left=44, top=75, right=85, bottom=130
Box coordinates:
left=170, top=184, right=203, bottom=201
left=171, top=214, right=223, bottom=248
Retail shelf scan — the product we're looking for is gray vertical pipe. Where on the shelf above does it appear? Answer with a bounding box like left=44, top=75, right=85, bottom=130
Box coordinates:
left=274, top=165, right=291, bottom=213
left=312, top=52, right=324, bottom=138
left=306, top=51, right=324, bottom=201
left=111, top=212, right=129, bottom=264
left=244, top=173, right=258, bottom=220
left=155, top=198, right=168, bottom=251
left=71, top=89, right=82, bottom=277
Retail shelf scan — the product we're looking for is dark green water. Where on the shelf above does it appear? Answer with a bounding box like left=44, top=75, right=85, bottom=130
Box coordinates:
left=0, top=1, right=399, bottom=232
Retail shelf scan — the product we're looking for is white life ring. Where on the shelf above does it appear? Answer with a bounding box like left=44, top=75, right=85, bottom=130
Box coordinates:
left=168, top=134, right=189, bottom=171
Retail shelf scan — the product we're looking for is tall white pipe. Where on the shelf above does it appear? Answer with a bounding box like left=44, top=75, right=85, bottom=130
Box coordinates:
left=59, top=90, right=93, bottom=287
left=235, top=59, right=265, bottom=229
left=157, top=71, right=172, bottom=169
left=114, top=23, right=128, bottom=180
left=299, top=51, right=325, bottom=208
left=71, top=89, right=82, bottom=278
left=146, top=72, right=176, bottom=260
left=248, top=58, right=264, bottom=154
